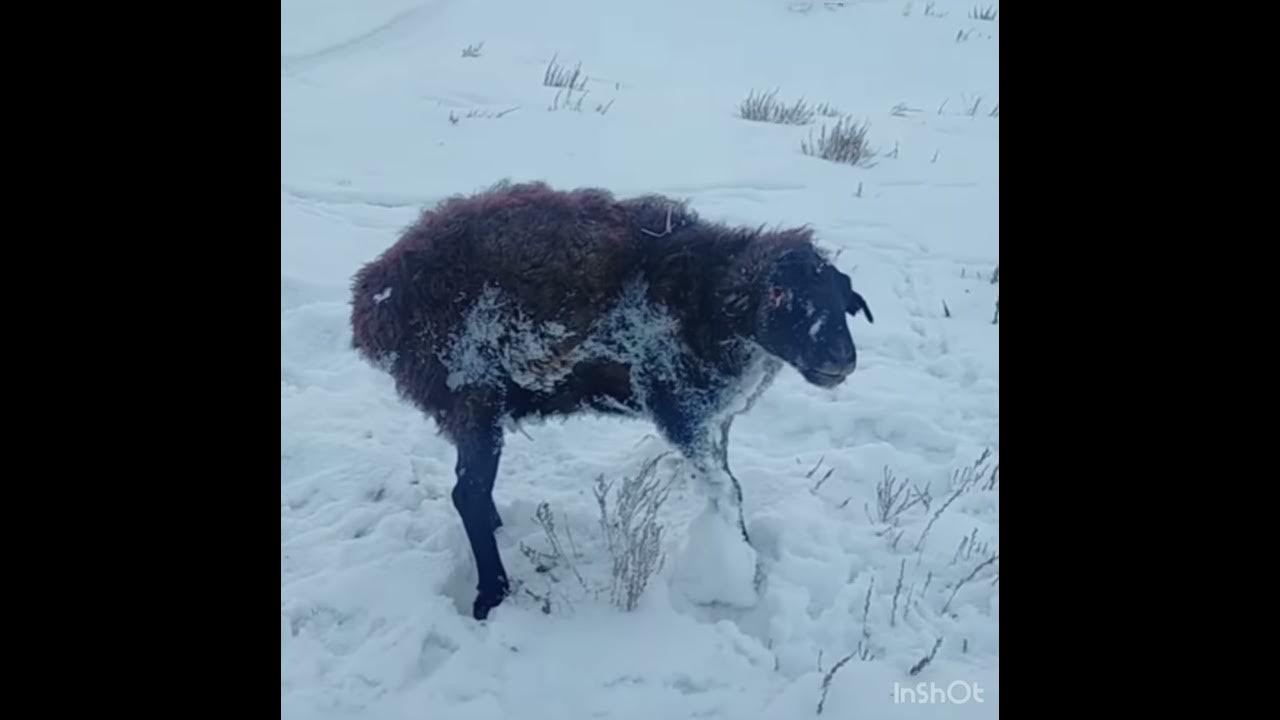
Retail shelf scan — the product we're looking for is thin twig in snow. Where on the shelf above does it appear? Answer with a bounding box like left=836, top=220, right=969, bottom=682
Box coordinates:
left=891, top=558, right=906, bottom=627
left=817, top=652, right=858, bottom=714
left=909, top=637, right=944, bottom=676
left=942, top=553, right=999, bottom=615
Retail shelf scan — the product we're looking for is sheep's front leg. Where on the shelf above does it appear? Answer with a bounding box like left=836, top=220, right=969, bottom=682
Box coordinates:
left=713, top=417, right=751, bottom=543
left=686, top=431, right=749, bottom=543
left=452, top=423, right=511, bottom=620
left=677, top=447, right=761, bottom=607
left=655, top=407, right=761, bottom=608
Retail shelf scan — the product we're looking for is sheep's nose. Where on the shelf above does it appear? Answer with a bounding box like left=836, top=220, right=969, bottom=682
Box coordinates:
left=818, top=339, right=856, bottom=375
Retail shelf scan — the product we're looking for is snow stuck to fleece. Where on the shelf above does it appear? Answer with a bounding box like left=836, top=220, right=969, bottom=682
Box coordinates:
left=282, top=0, right=999, bottom=717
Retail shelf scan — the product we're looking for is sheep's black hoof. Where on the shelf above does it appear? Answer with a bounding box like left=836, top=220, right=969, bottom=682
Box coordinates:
left=472, top=580, right=510, bottom=621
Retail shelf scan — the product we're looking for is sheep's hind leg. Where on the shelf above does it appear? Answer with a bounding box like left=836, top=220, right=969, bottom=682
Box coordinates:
left=451, top=423, right=511, bottom=620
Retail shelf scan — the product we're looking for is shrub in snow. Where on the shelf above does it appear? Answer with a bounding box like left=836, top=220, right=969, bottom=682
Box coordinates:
left=801, top=117, right=878, bottom=167
left=593, top=454, right=674, bottom=611
left=739, top=88, right=818, bottom=125
left=970, top=5, right=998, bottom=21
left=543, top=53, right=587, bottom=90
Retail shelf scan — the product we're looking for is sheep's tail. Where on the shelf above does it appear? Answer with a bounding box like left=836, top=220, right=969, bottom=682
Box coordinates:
left=349, top=259, right=405, bottom=359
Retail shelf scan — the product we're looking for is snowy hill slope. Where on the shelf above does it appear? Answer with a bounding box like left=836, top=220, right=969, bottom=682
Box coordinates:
left=282, top=0, right=999, bottom=717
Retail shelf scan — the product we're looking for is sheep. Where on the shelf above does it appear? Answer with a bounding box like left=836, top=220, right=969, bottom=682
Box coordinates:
left=350, top=181, right=874, bottom=620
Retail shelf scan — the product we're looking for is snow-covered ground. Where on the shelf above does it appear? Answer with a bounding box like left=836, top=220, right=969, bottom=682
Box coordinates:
left=282, top=0, right=999, bottom=717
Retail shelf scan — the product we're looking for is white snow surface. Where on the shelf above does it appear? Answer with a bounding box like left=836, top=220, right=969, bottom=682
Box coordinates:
left=282, top=0, right=999, bottom=717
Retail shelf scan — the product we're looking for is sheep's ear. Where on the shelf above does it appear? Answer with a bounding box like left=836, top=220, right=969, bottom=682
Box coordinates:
left=836, top=270, right=874, bottom=323
left=846, top=288, right=874, bottom=324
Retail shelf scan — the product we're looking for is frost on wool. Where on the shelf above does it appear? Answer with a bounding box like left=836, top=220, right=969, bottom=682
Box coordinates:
left=432, top=274, right=781, bottom=440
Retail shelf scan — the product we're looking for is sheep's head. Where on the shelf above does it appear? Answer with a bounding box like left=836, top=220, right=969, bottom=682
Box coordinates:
left=751, top=248, right=873, bottom=388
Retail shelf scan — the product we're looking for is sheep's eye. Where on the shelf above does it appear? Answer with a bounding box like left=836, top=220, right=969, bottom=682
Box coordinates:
left=768, top=287, right=789, bottom=309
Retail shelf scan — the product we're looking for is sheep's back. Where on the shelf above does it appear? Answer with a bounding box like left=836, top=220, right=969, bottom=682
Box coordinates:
left=352, top=183, right=641, bottom=397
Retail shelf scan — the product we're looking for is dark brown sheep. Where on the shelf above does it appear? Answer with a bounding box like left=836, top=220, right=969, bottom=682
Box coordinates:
left=350, top=180, right=873, bottom=619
